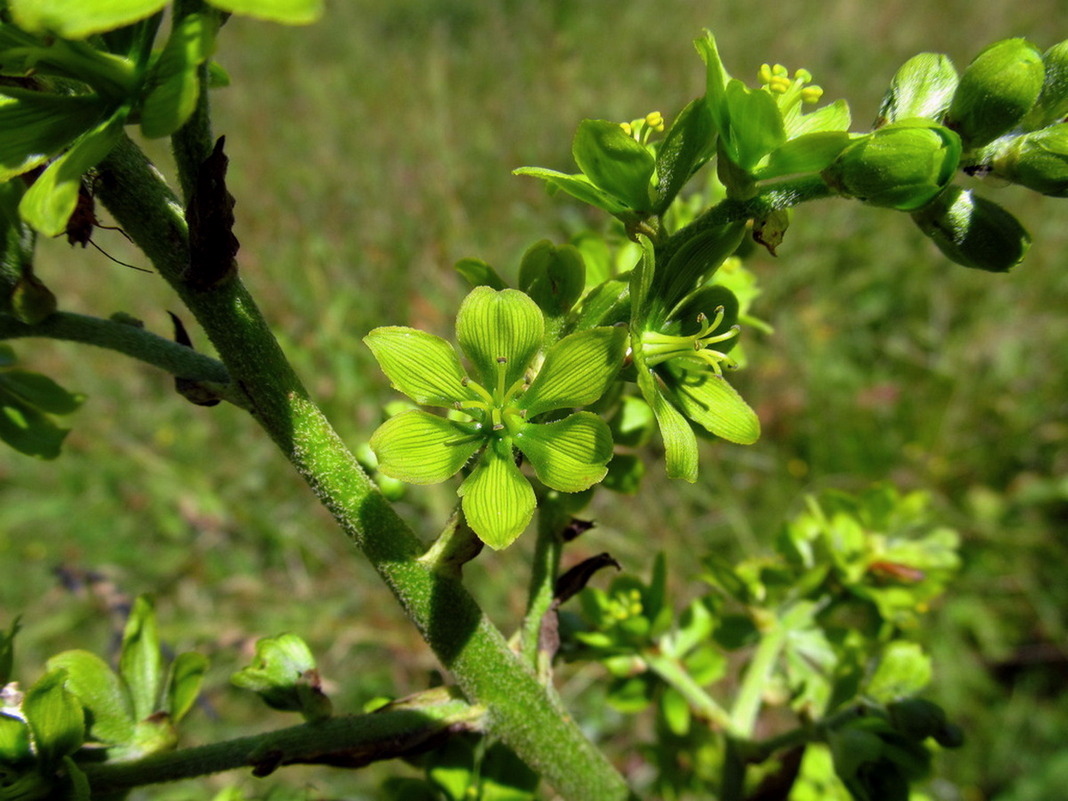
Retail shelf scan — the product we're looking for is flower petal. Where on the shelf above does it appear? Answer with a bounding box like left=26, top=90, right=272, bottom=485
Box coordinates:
left=633, top=346, right=700, bottom=482
left=364, top=327, right=477, bottom=407
left=663, top=364, right=760, bottom=444
left=456, top=287, right=544, bottom=390
left=520, top=327, right=627, bottom=417
left=370, top=410, right=481, bottom=484
left=458, top=440, right=535, bottom=549
left=515, top=412, right=614, bottom=492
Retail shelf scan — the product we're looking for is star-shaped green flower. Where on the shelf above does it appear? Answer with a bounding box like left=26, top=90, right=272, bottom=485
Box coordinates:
left=365, top=286, right=627, bottom=549
left=629, top=233, right=760, bottom=482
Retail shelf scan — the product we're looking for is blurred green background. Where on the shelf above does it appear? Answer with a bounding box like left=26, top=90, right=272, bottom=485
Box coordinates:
left=3, top=1, right=1067, bottom=798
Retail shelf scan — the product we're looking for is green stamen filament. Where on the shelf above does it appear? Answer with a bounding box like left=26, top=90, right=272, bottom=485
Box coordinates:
left=453, top=359, right=529, bottom=436
left=640, top=307, right=741, bottom=377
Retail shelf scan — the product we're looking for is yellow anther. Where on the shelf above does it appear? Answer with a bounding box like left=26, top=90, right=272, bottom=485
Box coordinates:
left=645, top=111, right=664, bottom=130
left=758, top=63, right=773, bottom=84
left=794, top=67, right=813, bottom=83
left=769, top=75, right=792, bottom=94
left=801, top=85, right=824, bottom=104
left=620, top=121, right=633, bottom=136
left=772, top=63, right=789, bottom=77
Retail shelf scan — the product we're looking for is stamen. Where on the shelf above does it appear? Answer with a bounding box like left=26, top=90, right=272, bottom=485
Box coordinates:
left=494, top=357, right=508, bottom=402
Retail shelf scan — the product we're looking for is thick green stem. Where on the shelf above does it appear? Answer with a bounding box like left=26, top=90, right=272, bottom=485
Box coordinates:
left=643, top=652, right=734, bottom=733
left=520, top=494, right=568, bottom=672
left=93, top=135, right=631, bottom=801
left=82, top=691, right=482, bottom=794
left=0, top=311, right=231, bottom=385
left=730, top=621, right=787, bottom=737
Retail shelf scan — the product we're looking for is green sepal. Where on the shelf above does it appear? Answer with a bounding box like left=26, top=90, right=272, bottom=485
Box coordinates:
left=23, top=670, right=85, bottom=767
left=139, top=12, right=218, bottom=138
left=370, top=410, right=481, bottom=484
left=167, top=651, right=209, bottom=724
left=661, top=363, right=760, bottom=445
left=231, top=633, right=329, bottom=720
left=45, top=650, right=135, bottom=746
left=721, top=79, right=786, bottom=172
left=911, top=186, right=1030, bottom=272
left=569, top=277, right=631, bottom=332
left=947, top=37, right=1045, bottom=148
left=455, top=257, right=508, bottom=290
left=519, top=327, right=627, bottom=418
left=787, top=98, right=852, bottom=138
left=990, top=123, right=1068, bottom=196
left=756, top=131, right=852, bottom=181
left=633, top=347, right=699, bottom=482
left=0, top=711, right=32, bottom=763
left=206, top=0, right=324, bottom=25
left=20, top=109, right=126, bottom=236
left=660, top=686, right=691, bottom=737
left=458, top=439, right=535, bottom=549
left=695, top=31, right=732, bottom=150
left=0, top=90, right=109, bottom=182
left=10, top=271, right=57, bottom=325
left=653, top=97, right=716, bottom=213
left=865, top=642, right=932, bottom=702
left=512, top=167, right=631, bottom=216
left=1022, top=39, right=1068, bottom=129
left=651, top=222, right=745, bottom=321
left=514, top=412, right=613, bottom=492
left=876, top=53, right=959, bottom=125
left=8, top=0, right=169, bottom=39
left=572, top=119, right=655, bottom=211
left=118, top=596, right=163, bottom=723
left=518, top=240, right=585, bottom=325
left=364, top=327, right=476, bottom=408
left=456, top=287, right=543, bottom=391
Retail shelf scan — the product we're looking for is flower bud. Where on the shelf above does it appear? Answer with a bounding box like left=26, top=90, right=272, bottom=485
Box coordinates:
left=946, top=38, right=1045, bottom=148
left=1022, top=39, right=1068, bottom=129
left=911, top=186, right=1030, bottom=272
left=822, top=119, right=961, bottom=210
left=990, top=123, right=1068, bottom=196
left=876, top=53, right=959, bottom=126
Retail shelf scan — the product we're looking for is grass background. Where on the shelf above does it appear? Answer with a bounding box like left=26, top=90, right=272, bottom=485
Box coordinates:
left=2, top=0, right=1068, bottom=798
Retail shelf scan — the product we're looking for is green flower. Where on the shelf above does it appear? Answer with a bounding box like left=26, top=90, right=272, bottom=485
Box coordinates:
left=365, top=286, right=627, bottom=549
left=629, top=233, right=760, bottom=483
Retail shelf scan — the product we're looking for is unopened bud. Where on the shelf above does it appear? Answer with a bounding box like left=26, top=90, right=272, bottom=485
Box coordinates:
left=912, top=186, right=1031, bottom=272
left=1022, top=39, right=1068, bottom=129
left=990, top=123, right=1068, bottom=196
left=876, top=52, right=959, bottom=126
left=822, top=119, right=961, bottom=210
left=947, top=38, right=1045, bottom=148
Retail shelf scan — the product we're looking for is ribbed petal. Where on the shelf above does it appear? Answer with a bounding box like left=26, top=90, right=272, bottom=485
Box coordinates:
left=520, top=327, right=627, bottom=417
left=663, top=363, right=760, bottom=445
left=364, top=327, right=476, bottom=407
left=456, top=287, right=543, bottom=390
left=370, top=410, right=481, bottom=484
left=458, top=440, right=535, bottom=549
left=514, top=412, right=613, bottom=492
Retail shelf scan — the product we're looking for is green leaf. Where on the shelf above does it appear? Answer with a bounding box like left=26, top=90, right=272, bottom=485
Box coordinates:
left=456, top=287, right=543, bottom=391
left=139, top=12, right=218, bottom=138
left=519, top=327, right=627, bottom=417
left=19, top=109, right=126, bottom=236
left=517, top=240, right=585, bottom=323
left=662, top=364, right=760, bottom=445
left=479, top=742, right=540, bottom=801
left=364, top=327, right=476, bottom=407
left=23, top=670, right=85, bottom=766
left=370, top=410, right=481, bottom=484
left=512, top=167, right=631, bottom=215
left=46, top=650, right=135, bottom=746
left=0, top=385, right=71, bottom=458
left=167, top=651, right=208, bottom=723
left=458, top=440, right=535, bottom=549
left=0, top=91, right=109, bottom=182
left=206, top=0, right=324, bottom=25
left=654, top=97, right=716, bottom=213
left=757, top=131, right=852, bottom=181
left=455, top=257, right=508, bottom=290
left=660, top=686, right=691, bottom=737
left=0, top=370, right=84, bottom=415
left=572, top=119, right=655, bottom=211
left=8, top=0, right=169, bottom=38
left=119, top=596, right=163, bottom=722
left=866, top=642, right=932, bottom=701
left=231, top=633, right=319, bottom=713
left=514, top=412, right=613, bottom=493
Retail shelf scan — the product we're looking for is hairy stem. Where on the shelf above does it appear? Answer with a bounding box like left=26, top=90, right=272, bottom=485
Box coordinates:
left=83, top=690, right=482, bottom=794
left=643, top=652, right=734, bottom=732
left=93, top=134, right=632, bottom=801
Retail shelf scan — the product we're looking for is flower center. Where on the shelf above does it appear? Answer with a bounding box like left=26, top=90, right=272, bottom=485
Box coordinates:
left=640, top=306, right=740, bottom=377
left=454, top=357, right=529, bottom=436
